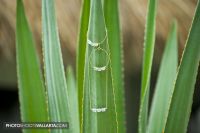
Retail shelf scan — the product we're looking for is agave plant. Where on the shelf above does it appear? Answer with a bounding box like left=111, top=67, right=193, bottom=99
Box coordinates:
left=16, top=0, right=200, bottom=133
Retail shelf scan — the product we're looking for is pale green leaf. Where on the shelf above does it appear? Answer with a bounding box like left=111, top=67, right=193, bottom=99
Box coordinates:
left=147, top=21, right=178, bottom=133
left=82, top=0, right=118, bottom=132
left=66, top=67, right=80, bottom=133
left=42, top=0, right=72, bottom=132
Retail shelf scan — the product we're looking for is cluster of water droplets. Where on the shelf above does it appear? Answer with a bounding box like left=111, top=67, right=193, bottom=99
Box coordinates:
left=87, top=30, right=109, bottom=113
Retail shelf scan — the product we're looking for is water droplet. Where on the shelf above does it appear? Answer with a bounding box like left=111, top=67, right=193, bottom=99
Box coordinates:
left=93, top=66, right=106, bottom=71
left=89, top=48, right=109, bottom=71
left=87, top=30, right=108, bottom=47
left=91, top=108, right=107, bottom=113
left=87, top=39, right=99, bottom=47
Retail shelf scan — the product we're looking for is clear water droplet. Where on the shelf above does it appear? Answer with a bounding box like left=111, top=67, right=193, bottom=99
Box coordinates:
left=87, top=39, right=99, bottom=47
left=91, top=108, right=107, bottom=113
left=93, top=66, right=106, bottom=71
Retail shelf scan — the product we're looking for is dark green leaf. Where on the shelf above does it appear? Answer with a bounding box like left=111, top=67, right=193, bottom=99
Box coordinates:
left=165, top=1, right=200, bottom=132
left=16, top=0, right=49, bottom=133
left=76, top=0, right=90, bottom=126
left=138, top=0, right=158, bottom=132
left=104, top=0, right=126, bottom=132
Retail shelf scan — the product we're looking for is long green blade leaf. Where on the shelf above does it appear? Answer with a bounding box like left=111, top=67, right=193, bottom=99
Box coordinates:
left=42, top=0, right=72, bottom=132
left=104, top=0, right=126, bottom=132
left=16, top=0, right=49, bottom=133
left=76, top=0, right=90, bottom=125
left=66, top=67, right=80, bottom=133
left=165, top=1, right=200, bottom=132
left=138, top=0, right=157, bottom=132
left=82, top=0, right=118, bottom=132
left=147, top=22, right=178, bottom=133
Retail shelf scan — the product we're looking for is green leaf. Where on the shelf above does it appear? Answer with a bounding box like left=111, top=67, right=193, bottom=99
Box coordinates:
left=147, top=21, right=178, bottom=133
left=42, top=0, right=72, bottom=132
left=165, top=1, right=200, bottom=133
left=76, top=0, right=90, bottom=125
left=138, top=0, right=158, bottom=132
left=66, top=67, right=80, bottom=133
left=104, top=0, right=126, bottom=132
left=16, top=0, right=49, bottom=133
left=82, top=0, right=118, bottom=132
